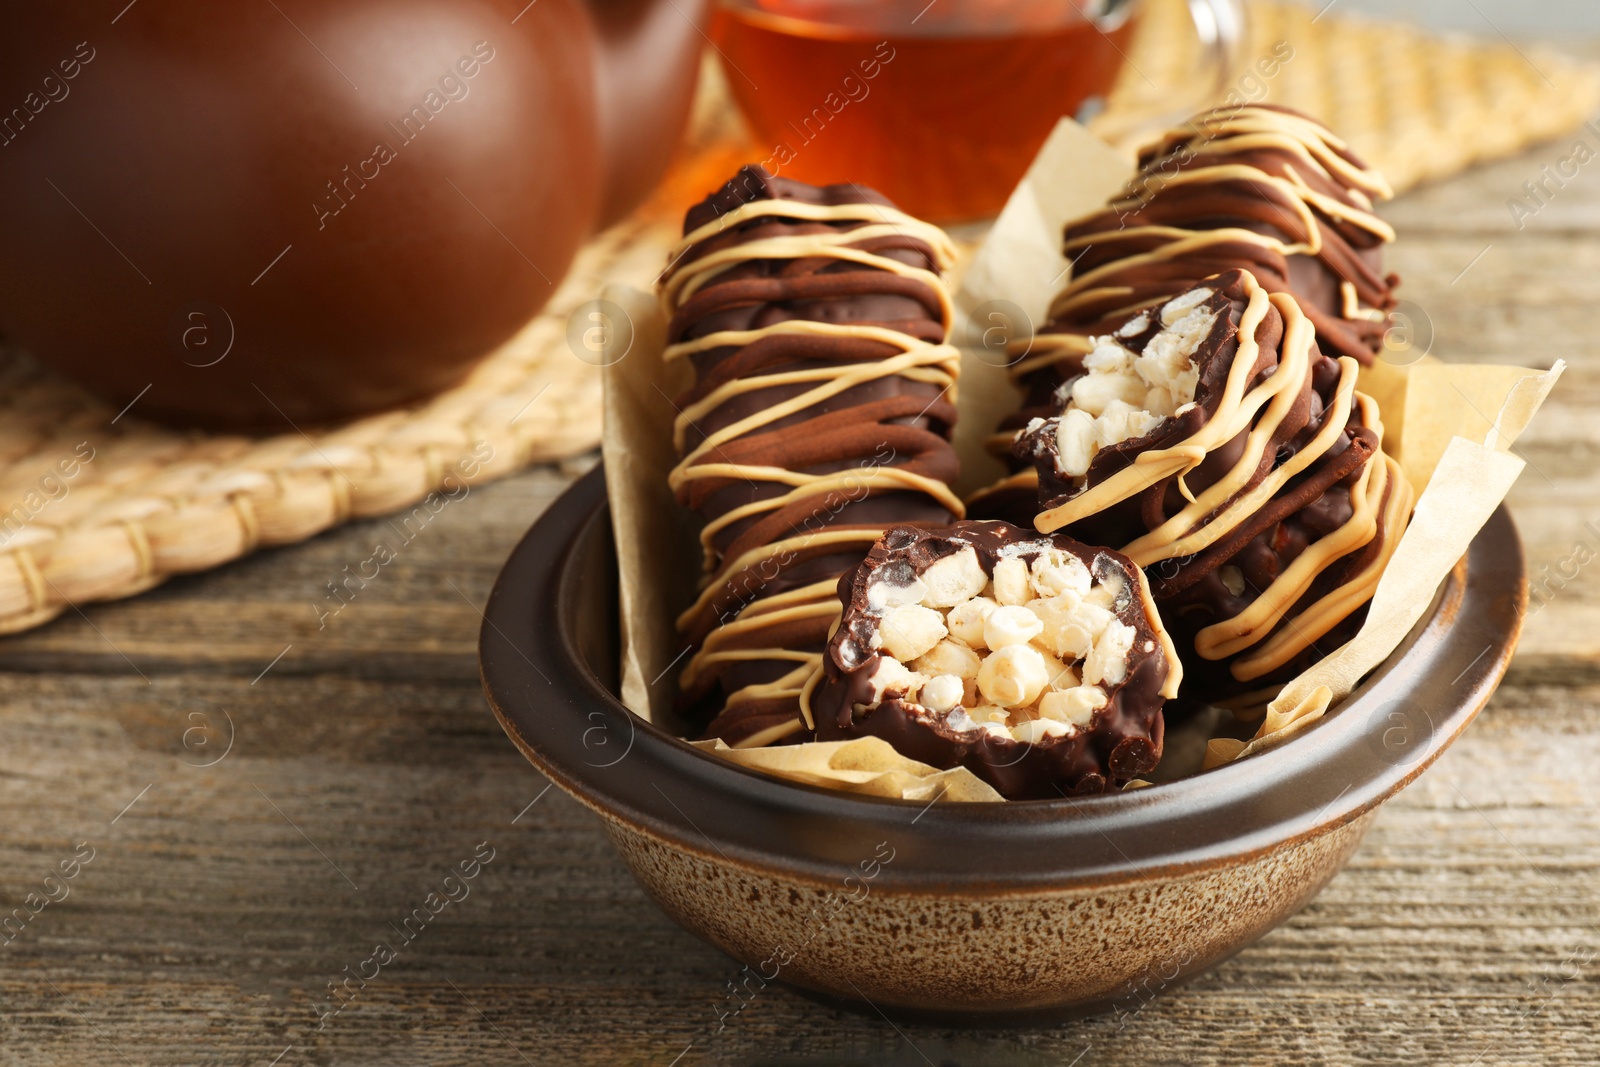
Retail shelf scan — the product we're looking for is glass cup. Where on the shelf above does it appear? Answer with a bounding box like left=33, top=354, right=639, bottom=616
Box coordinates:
left=709, top=0, right=1245, bottom=221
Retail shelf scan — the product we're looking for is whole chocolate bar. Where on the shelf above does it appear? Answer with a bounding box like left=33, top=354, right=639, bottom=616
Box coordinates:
left=1009, top=271, right=1413, bottom=690
left=807, top=521, right=1182, bottom=800
left=659, top=166, right=965, bottom=747
left=1063, top=106, right=1398, bottom=360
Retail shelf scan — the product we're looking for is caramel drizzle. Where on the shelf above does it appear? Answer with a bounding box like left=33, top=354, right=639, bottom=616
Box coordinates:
left=1227, top=450, right=1413, bottom=681
left=1137, top=109, right=1394, bottom=205
left=660, top=198, right=963, bottom=746
left=1192, top=394, right=1386, bottom=663
left=667, top=324, right=965, bottom=570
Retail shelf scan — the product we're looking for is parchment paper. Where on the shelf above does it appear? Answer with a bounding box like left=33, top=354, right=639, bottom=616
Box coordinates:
left=600, top=283, right=699, bottom=733
left=949, top=119, right=1135, bottom=497
left=1203, top=363, right=1561, bottom=767
left=691, top=737, right=1005, bottom=802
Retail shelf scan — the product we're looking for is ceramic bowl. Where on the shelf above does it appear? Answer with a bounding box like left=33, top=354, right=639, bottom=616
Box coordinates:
left=480, top=467, right=1525, bottom=1023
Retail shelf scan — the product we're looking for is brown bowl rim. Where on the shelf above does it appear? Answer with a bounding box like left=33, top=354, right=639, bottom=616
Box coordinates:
left=480, top=466, right=1525, bottom=892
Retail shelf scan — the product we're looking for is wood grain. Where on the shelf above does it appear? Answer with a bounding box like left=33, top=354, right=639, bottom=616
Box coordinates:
left=6, top=98, right=1600, bottom=1067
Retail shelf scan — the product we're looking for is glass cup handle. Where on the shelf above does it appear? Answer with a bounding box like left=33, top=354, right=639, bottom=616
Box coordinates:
left=1189, top=0, right=1248, bottom=102
left=1091, top=0, right=1250, bottom=151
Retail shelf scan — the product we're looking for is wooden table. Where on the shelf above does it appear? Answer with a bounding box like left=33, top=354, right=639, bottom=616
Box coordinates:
left=4, top=144, right=1600, bottom=1067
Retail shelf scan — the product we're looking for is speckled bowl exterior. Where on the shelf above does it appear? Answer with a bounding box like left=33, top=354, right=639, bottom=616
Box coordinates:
left=481, top=468, right=1524, bottom=1023
left=599, top=810, right=1374, bottom=1022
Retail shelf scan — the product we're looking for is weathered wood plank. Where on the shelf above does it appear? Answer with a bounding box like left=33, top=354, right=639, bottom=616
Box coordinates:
left=0, top=669, right=1594, bottom=1065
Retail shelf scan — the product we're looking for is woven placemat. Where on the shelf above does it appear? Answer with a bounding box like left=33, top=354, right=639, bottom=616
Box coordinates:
left=1099, top=0, right=1600, bottom=192
left=0, top=257, right=610, bottom=635
left=2, top=0, right=1595, bottom=636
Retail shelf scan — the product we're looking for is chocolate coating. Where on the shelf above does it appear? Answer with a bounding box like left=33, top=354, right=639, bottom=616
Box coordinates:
left=661, top=166, right=962, bottom=745
left=811, top=521, right=1177, bottom=800
left=1158, top=432, right=1399, bottom=694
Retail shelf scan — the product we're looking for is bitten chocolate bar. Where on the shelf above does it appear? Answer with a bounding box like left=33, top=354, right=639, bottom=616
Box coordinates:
left=807, top=521, right=1181, bottom=800
left=658, top=166, right=965, bottom=747
left=1010, top=271, right=1413, bottom=690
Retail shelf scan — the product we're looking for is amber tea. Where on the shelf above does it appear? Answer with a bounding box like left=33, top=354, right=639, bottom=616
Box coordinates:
left=710, top=0, right=1140, bottom=220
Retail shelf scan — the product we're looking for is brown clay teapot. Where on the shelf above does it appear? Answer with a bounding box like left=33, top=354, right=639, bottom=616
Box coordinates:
left=0, top=0, right=705, bottom=429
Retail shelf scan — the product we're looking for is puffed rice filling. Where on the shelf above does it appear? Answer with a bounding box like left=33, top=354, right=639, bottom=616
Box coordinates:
left=860, top=544, right=1144, bottom=743
left=1027, top=287, right=1215, bottom=480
